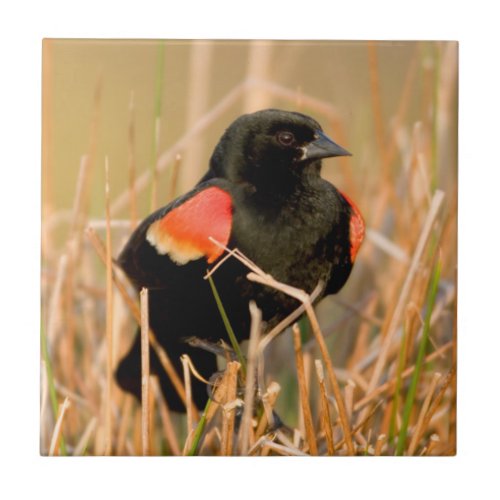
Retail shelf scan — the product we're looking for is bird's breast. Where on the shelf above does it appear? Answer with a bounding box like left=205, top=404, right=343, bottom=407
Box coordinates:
left=230, top=185, right=348, bottom=293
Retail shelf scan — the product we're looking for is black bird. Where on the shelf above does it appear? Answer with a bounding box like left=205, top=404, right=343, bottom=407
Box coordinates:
left=116, top=109, right=364, bottom=411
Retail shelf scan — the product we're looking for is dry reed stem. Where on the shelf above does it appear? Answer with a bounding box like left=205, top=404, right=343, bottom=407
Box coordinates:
left=148, top=387, right=157, bottom=455
left=104, top=157, right=113, bottom=456
left=374, top=434, right=387, bottom=456
left=181, top=355, right=194, bottom=454
left=41, top=40, right=54, bottom=258
left=381, top=46, right=419, bottom=174
left=88, top=219, right=134, bottom=230
left=418, top=366, right=456, bottom=439
left=72, top=75, right=101, bottom=240
left=61, top=239, right=77, bottom=397
left=181, top=42, right=213, bottom=189
left=314, top=359, right=335, bottom=456
left=40, top=362, right=50, bottom=451
left=116, top=395, right=133, bottom=455
left=260, top=440, right=309, bottom=457
left=368, top=42, right=386, bottom=169
left=366, top=190, right=444, bottom=394
left=304, top=292, right=376, bottom=358
left=167, top=154, right=182, bottom=202
left=140, top=288, right=151, bottom=456
left=204, top=375, right=238, bottom=423
left=257, top=281, right=324, bottom=354
left=301, top=308, right=355, bottom=454
left=239, top=302, right=262, bottom=455
left=293, top=428, right=302, bottom=449
left=353, top=341, right=452, bottom=412
left=131, top=408, right=141, bottom=454
left=247, top=435, right=271, bottom=456
left=74, top=417, right=97, bottom=456
left=333, top=401, right=382, bottom=452
left=69, top=155, right=91, bottom=237
left=408, top=372, right=442, bottom=455
left=128, top=91, right=138, bottom=230
left=244, top=41, right=274, bottom=112
left=425, top=434, right=440, bottom=456
left=220, top=361, right=240, bottom=456
left=365, top=229, right=409, bottom=264
left=354, top=429, right=368, bottom=449
left=52, top=382, right=90, bottom=410
left=49, top=397, right=71, bottom=456
left=293, top=324, right=318, bottom=455
left=255, top=382, right=281, bottom=438
left=275, top=430, right=308, bottom=456
left=150, top=116, right=161, bottom=212
left=85, top=227, right=198, bottom=419
left=449, top=281, right=457, bottom=450
left=248, top=78, right=341, bottom=124
left=369, top=48, right=419, bottom=234
left=46, top=253, right=68, bottom=344
left=346, top=293, right=379, bottom=370
left=345, top=379, right=356, bottom=424
left=333, top=294, right=384, bottom=327
left=151, top=378, right=181, bottom=456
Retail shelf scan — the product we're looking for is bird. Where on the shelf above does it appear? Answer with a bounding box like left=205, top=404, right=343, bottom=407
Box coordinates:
left=115, top=109, right=365, bottom=412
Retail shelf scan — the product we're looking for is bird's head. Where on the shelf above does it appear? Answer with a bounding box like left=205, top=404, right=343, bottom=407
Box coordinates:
left=209, top=109, right=351, bottom=189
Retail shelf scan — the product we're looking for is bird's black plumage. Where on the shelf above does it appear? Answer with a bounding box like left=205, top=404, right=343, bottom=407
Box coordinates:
left=116, top=109, right=364, bottom=411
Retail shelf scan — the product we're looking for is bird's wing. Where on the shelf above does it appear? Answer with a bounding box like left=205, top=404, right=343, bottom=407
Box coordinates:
left=324, top=190, right=365, bottom=295
left=340, top=191, right=365, bottom=263
left=117, top=180, right=234, bottom=289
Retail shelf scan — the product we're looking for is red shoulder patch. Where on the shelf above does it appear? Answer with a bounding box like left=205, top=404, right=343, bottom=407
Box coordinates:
left=340, top=191, right=365, bottom=263
left=146, top=187, right=232, bottom=265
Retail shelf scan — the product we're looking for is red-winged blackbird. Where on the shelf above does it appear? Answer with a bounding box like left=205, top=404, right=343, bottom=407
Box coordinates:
left=116, top=109, right=364, bottom=411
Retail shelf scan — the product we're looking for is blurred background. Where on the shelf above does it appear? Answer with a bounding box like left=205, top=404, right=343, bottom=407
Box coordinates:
left=41, top=40, right=457, bottom=456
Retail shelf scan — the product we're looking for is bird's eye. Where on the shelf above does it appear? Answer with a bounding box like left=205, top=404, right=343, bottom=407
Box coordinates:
left=276, top=130, right=296, bottom=147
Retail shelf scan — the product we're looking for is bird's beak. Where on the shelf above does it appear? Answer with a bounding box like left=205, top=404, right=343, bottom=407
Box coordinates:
left=302, top=130, right=352, bottom=161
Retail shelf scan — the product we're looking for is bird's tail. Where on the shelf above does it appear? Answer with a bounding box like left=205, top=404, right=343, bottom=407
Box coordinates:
left=115, top=328, right=218, bottom=412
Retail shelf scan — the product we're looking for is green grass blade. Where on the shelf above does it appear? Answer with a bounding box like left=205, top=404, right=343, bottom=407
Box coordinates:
left=396, top=258, right=442, bottom=455
left=154, top=41, right=166, bottom=118
left=388, top=323, right=407, bottom=446
left=187, top=399, right=211, bottom=456
left=40, top=324, right=67, bottom=456
left=207, top=275, right=247, bottom=376
left=431, top=43, right=441, bottom=193
left=298, top=315, right=309, bottom=343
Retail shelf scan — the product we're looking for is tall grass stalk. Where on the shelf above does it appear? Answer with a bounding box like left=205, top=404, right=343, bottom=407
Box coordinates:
left=40, top=324, right=67, bottom=456
left=314, top=359, right=335, bottom=455
left=207, top=274, right=247, bottom=375
left=140, top=287, right=151, bottom=456
left=388, top=323, right=408, bottom=446
left=49, top=397, right=71, bottom=456
left=292, top=324, right=318, bottom=455
left=396, top=258, right=442, bottom=455
left=238, top=301, right=262, bottom=455
left=187, top=399, right=211, bottom=456
left=431, top=43, right=441, bottom=193
left=104, top=157, right=113, bottom=455
left=150, top=41, right=165, bottom=211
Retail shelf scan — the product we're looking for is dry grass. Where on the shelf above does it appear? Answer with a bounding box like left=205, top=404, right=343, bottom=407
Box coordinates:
left=40, top=40, right=457, bottom=456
